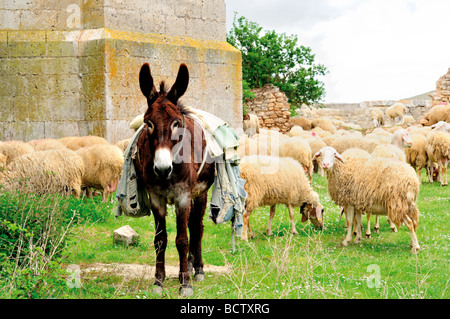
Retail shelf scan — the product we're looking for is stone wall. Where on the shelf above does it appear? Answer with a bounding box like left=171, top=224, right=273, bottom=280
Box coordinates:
left=0, top=0, right=242, bottom=143
left=298, top=100, right=432, bottom=129
left=430, top=68, right=450, bottom=106
left=244, top=84, right=292, bottom=133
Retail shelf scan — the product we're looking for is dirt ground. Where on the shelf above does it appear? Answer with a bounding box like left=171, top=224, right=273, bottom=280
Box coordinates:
left=82, top=263, right=230, bottom=281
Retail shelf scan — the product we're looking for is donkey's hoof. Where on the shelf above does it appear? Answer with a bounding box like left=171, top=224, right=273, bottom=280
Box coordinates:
left=180, top=286, right=194, bottom=297
left=194, top=273, right=205, bottom=282
left=152, top=285, right=164, bottom=296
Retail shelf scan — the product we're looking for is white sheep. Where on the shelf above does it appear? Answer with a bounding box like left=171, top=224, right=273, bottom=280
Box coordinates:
left=430, top=121, right=450, bottom=133
left=425, top=131, right=450, bottom=186
left=330, top=135, right=380, bottom=154
left=59, top=135, right=109, bottom=151
left=311, top=118, right=336, bottom=134
left=243, top=113, right=260, bottom=137
left=278, top=136, right=313, bottom=181
left=386, top=102, right=407, bottom=125
left=420, top=104, right=450, bottom=126
left=313, top=146, right=421, bottom=253
left=391, top=128, right=413, bottom=149
left=0, top=140, right=34, bottom=166
left=75, top=144, right=124, bottom=202
left=405, top=133, right=428, bottom=181
left=239, top=155, right=324, bottom=241
left=0, top=148, right=85, bottom=198
left=371, top=108, right=384, bottom=127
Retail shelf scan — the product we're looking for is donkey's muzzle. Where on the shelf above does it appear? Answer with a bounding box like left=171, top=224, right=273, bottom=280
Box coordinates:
left=154, top=165, right=172, bottom=179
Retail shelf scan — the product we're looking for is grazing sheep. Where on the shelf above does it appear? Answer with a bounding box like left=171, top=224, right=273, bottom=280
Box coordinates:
left=0, top=140, right=34, bottom=166
left=287, top=125, right=304, bottom=137
left=243, top=113, right=260, bottom=137
left=307, top=137, right=327, bottom=176
left=403, top=115, right=415, bottom=127
left=330, top=135, right=380, bottom=154
left=311, top=118, right=336, bottom=134
left=386, top=102, right=407, bottom=125
left=371, top=108, right=384, bottom=127
left=311, top=127, right=332, bottom=138
left=425, top=131, right=450, bottom=186
left=0, top=148, right=85, bottom=198
left=75, top=144, right=124, bottom=202
left=291, top=117, right=312, bottom=130
left=239, top=155, right=324, bottom=241
left=313, top=146, right=421, bottom=253
left=431, top=121, right=450, bottom=133
left=405, top=133, right=428, bottom=181
left=115, top=138, right=131, bottom=153
left=28, top=138, right=66, bottom=151
left=420, top=104, right=450, bottom=126
left=59, top=135, right=109, bottom=151
left=278, top=136, right=313, bottom=181
left=365, top=131, right=392, bottom=145
left=391, top=128, right=413, bottom=149
left=371, top=144, right=406, bottom=162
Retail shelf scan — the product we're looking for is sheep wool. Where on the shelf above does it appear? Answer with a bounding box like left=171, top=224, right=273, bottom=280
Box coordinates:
left=420, top=104, right=450, bottom=126
left=371, top=144, right=406, bottom=162
left=425, top=131, right=450, bottom=186
left=311, top=118, right=336, bottom=134
left=243, top=113, right=260, bottom=137
left=314, top=146, right=420, bottom=253
left=405, top=133, right=428, bottom=179
left=278, top=136, right=313, bottom=180
left=60, top=135, right=109, bottom=151
left=290, top=117, right=312, bottom=130
left=239, top=155, right=323, bottom=241
left=330, top=135, right=380, bottom=154
left=386, top=102, right=407, bottom=125
left=76, top=144, right=125, bottom=201
left=0, top=148, right=85, bottom=197
left=0, top=140, right=34, bottom=166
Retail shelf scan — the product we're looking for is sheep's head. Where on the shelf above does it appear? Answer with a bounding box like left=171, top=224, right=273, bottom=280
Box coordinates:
left=431, top=121, right=450, bottom=133
left=313, top=146, right=344, bottom=171
left=395, top=129, right=413, bottom=148
left=300, top=202, right=324, bottom=229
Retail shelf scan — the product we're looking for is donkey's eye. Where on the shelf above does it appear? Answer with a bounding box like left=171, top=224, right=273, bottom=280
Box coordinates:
left=146, top=121, right=154, bottom=134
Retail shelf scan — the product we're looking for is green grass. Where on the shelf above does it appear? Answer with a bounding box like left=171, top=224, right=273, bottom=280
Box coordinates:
left=2, top=170, right=449, bottom=299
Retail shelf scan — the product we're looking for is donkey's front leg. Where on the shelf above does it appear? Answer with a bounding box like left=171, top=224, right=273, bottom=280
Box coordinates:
left=152, top=207, right=167, bottom=294
left=188, top=193, right=207, bottom=282
left=176, top=196, right=192, bottom=296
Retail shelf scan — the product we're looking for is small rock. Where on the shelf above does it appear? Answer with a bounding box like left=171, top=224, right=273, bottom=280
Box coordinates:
left=113, top=225, right=140, bottom=246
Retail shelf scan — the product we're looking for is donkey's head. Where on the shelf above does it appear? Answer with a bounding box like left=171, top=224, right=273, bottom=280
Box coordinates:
left=139, top=63, right=190, bottom=179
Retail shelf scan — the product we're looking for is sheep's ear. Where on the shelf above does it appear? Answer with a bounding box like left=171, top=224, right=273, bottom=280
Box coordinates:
left=312, top=151, right=322, bottom=159
left=167, top=63, right=189, bottom=104
left=139, top=63, right=157, bottom=100
left=335, top=153, right=344, bottom=164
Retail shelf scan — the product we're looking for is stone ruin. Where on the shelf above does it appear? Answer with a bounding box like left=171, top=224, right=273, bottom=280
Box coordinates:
left=244, top=84, right=292, bottom=133
left=429, top=68, right=450, bottom=106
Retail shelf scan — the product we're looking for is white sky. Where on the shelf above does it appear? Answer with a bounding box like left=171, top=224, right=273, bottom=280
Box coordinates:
left=225, top=0, right=450, bottom=103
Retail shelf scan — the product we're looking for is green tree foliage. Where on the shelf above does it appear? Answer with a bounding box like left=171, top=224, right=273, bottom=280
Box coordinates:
left=227, top=14, right=328, bottom=108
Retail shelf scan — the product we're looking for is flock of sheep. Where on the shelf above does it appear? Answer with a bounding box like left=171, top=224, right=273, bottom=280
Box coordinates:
left=239, top=103, right=450, bottom=254
left=0, top=135, right=130, bottom=202
left=0, top=103, right=448, bottom=254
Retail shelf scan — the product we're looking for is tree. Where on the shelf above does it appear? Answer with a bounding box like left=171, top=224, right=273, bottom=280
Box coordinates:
left=227, top=14, right=328, bottom=110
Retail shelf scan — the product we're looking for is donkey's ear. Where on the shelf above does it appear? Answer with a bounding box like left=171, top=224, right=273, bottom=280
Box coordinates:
left=167, top=63, right=189, bottom=104
left=139, top=63, right=157, bottom=99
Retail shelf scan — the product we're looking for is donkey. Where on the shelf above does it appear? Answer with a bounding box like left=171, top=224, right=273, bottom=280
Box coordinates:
left=135, top=63, right=215, bottom=296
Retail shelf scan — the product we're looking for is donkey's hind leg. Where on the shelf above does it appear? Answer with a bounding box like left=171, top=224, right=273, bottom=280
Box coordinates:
left=188, top=193, right=208, bottom=283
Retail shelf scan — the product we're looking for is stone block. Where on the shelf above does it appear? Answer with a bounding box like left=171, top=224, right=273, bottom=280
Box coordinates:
left=113, top=225, right=140, bottom=246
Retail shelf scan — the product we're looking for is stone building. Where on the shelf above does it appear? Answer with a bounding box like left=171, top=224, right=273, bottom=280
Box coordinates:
left=244, top=84, right=292, bottom=133
left=429, top=68, right=450, bottom=106
left=0, top=0, right=242, bottom=143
